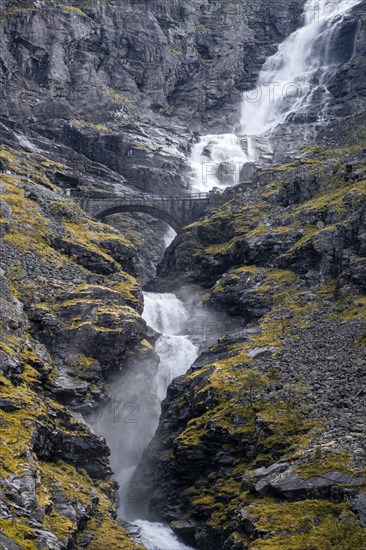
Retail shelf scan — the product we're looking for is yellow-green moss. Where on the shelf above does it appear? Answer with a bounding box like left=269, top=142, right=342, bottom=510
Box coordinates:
left=40, top=461, right=143, bottom=549
left=0, top=519, right=37, bottom=549
left=195, top=23, right=211, bottom=31
left=265, top=269, right=297, bottom=284
left=204, top=241, right=236, bottom=254
left=249, top=498, right=366, bottom=549
left=102, top=87, right=130, bottom=103
left=295, top=449, right=358, bottom=478
left=112, top=278, right=140, bottom=304
left=70, top=119, right=112, bottom=133
left=0, top=7, right=39, bottom=20
left=61, top=5, right=88, bottom=17
left=71, top=354, right=97, bottom=367
left=170, top=44, right=182, bottom=55
left=0, top=147, right=57, bottom=189
left=140, top=338, right=153, bottom=351
left=0, top=377, right=49, bottom=476
left=338, top=295, right=366, bottom=321
left=232, top=265, right=260, bottom=275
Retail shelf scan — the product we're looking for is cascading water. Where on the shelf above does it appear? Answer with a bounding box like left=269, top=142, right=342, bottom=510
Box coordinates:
left=92, top=279, right=198, bottom=549
left=190, top=0, right=362, bottom=191
left=133, top=521, right=194, bottom=550
left=163, top=226, right=177, bottom=248
left=142, top=292, right=199, bottom=401
left=190, top=133, right=250, bottom=191
left=239, top=0, right=362, bottom=136
left=129, top=291, right=198, bottom=549
left=90, top=3, right=362, bottom=547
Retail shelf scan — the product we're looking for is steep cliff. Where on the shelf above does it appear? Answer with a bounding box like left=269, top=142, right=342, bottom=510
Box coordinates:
left=132, top=123, right=366, bottom=549
left=0, top=143, right=156, bottom=548
left=0, top=0, right=306, bottom=194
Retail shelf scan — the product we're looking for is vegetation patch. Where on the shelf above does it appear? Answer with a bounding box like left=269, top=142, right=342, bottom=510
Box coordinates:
left=248, top=498, right=366, bottom=549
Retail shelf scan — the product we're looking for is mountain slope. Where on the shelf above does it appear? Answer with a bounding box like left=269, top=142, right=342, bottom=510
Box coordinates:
left=0, top=0, right=365, bottom=548
left=132, top=125, right=366, bottom=549
left=0, top=145, right=153, bottom=548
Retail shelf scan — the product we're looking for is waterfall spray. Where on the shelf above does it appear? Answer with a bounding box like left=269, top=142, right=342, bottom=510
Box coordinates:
left=190, top=0, right=362, bottom=192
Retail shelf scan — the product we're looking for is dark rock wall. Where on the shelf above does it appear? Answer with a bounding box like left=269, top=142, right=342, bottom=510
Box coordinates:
left=132, top=126, right=366, bottom=549
left=0, top=0, right=306, bottom=193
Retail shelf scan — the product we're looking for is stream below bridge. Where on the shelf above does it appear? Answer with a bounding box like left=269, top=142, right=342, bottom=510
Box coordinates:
left=90, top=0, right=362, bottom=546
left=93, top=284, right=203, bottom=549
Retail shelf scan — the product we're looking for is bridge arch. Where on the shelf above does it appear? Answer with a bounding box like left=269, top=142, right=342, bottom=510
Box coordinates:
left=95, top=204, right=182, bottom=233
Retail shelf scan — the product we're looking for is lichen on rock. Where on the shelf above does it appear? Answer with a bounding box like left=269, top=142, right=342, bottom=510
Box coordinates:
left=0, top=147, right=150, bottom=548
left=132, top=130, right=366, bottom=549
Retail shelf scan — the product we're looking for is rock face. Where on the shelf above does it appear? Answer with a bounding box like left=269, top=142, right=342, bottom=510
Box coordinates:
left=0, top=0, right=307, bottom=195
left=1, top=0, right=366, bottom=548
left=0, top=148, right=149, bottom=548
left=132, top=124, right=366, bottom=549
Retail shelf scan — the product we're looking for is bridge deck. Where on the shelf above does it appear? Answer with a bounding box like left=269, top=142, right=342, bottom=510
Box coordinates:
left=71, top=192, right=212, bottom=201
left=71, top=189, right=223, bottom=233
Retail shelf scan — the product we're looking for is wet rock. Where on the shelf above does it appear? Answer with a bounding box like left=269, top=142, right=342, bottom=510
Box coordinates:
left=97, top=237, right=138, bottom=277
left=0, top=398, right=22, bottom=412
left=51, top=237, right=120, bottom=275
left=206, top=267, right=273, bottom=319
left=254, top=469, right=363, bottom=501
left=27, top=282, right=147, bottom=408
left=0, top=533, right=23, bottom=550
left=351, top=492, right=366, bottom=527
left=32, top=424, right=112, bottom=479
left=32, top=530, right=61, bottom=550
left=247, top=346, right=276, bottom=359
left=170, top=519, right=198, bottom=542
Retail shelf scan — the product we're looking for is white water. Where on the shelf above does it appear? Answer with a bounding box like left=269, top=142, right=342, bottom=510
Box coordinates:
left=190, top=133, right=250, bottom=191
left=143, top=292, right=199, bottom=400
left=134, top=520, right=195, bottom=550
left=163, top=226, right=177, bottom=248
left=143, top=292, right=190, bottom=336
left=92, top=289, right=198, bottom=548
left=190, top=0, right=362, bottom=191
left=124, top=292, right=198, bottom=548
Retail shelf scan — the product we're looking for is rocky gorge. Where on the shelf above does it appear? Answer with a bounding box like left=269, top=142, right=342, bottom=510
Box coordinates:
left=0, top=0, right=365, bottom=549
left=134, top=131, right=366, bottom=549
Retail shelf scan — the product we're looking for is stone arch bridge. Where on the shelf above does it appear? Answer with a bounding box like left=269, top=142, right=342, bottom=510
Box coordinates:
left=72, top=190, right=222, bottom=233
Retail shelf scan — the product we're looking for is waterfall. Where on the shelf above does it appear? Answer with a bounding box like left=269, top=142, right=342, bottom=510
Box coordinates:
left=190, top=133, right=250, bottom=191
left=89, top=2, right=362, bottom=547
left=131, top=293, right=198, bottom=549
left=143, top=292, right=190, bottom=337
left=239, top=0, right=363, bottom=137
left=143, top=292, right=198, bottom=401
left=133, top=521, right=195, bottom=550
left=163, top=226, right=177, bottom=248
left=91, top=282, right=198, bottom=549
left=190, top=0, right=362, bottom=191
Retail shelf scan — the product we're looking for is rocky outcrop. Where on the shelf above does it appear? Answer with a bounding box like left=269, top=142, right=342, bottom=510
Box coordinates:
left=0, top=0, right=307, bottom=196
left=156, top=136, right=366, bottom=295
left=133, top=316, right=366, bottom=548
left=0, top=145, right=149, bottom=548
left=132, top=125, right=366, bottom=549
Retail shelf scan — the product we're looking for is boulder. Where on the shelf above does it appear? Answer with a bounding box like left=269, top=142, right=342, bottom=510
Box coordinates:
left=255, top=470, right=363, bottom=501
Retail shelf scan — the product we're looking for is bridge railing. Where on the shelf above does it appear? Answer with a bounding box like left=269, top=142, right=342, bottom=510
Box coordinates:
left=70, top=190, right=213, bottom=201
